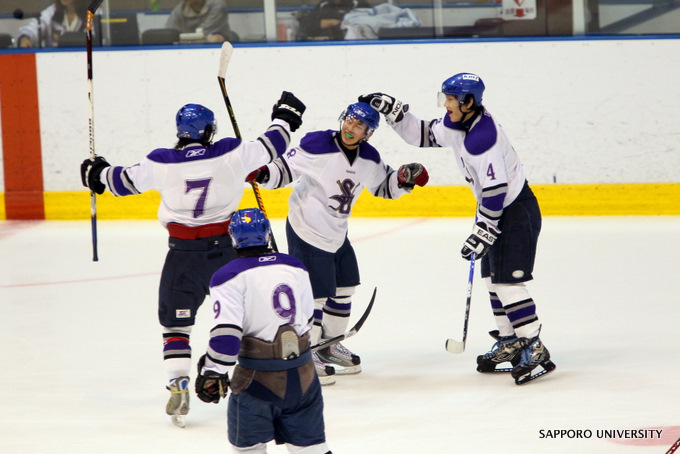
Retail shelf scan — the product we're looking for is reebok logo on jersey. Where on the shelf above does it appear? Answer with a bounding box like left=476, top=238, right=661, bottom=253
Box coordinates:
left=259, top=256, right=276, bottom=262
left=176, top=309, right=191, bottom=318
left=185, top=149, right=205, bottom=158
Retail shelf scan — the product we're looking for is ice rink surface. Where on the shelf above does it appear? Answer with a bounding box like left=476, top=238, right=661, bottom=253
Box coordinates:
left=1, top=216, right=679, bottom=453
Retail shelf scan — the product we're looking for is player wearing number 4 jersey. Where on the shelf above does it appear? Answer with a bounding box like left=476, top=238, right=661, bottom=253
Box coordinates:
left=80, top=92, right=307, bottom=426
left=360, top=73, right=555, bottom=385
left=196, top=208, right=331, bottom=454
left=248, top=101, right=428, bottom=384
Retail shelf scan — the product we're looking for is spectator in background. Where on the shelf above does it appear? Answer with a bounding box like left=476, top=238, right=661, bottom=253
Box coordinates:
left=298, top=0, right=371, bottom=40
left=166, top=0, right=233, bottom=43
left=16, top=0, right=89, bottom=48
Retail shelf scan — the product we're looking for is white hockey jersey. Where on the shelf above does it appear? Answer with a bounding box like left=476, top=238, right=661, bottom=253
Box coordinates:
left=261, top=129, right=410, bottom=252
left=390, top=110, right=526, bottom=230
left=99, top=120, right=292, bottom=228
left=202, top=252, right=314, bottom=375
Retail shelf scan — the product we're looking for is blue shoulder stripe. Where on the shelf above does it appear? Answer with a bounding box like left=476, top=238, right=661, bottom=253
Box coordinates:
left=210, top=253, right=308, bottom=287
left=465, top=113, right=497, bottom=156
left=147, top=137, right=242, bottom=164
left=299, top=130, right=337, bottom=155
left=358, top=141, right=381, bottom=164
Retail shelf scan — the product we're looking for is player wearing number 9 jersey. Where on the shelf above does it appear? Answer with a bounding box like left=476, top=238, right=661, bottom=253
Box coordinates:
left=79, top=93, right=307, bottom=426
left=197, top=208, right=331, bottom=453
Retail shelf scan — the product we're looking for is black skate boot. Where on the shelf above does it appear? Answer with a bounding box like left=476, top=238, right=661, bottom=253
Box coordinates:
left=511, top=337, right=556, bottom=385
left=476, top=330, right=523, bottom=373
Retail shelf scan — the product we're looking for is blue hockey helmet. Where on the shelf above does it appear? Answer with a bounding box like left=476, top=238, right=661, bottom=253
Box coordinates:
left=176, top=103, right=217, bottom=140
left=441, top=73, right=485, bottom=107
left=339, top=102, right=380, bottom=137
left=229, top=208, right=271, bottom=249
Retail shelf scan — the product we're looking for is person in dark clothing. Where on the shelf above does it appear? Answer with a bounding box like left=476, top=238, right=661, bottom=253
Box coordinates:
left=298, top=0, right=371, bottom=40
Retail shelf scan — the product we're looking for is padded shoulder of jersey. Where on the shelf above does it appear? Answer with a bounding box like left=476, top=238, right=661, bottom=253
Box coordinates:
left=210, top=253, right=308, bottom=287
left=146, top=137, right=242, bottom=163
left=464, top=112, right=497, bottom=156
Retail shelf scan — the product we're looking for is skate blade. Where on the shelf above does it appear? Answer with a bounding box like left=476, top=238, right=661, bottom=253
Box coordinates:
left=515, top=361, right=556, bottom=385
left=477, top=366, right=513, bottom=373
left=318, top=375, right=336, bottom=386
left=330, top=364, right=361, bottom=375
left=171, top=415, right=186, bottom=428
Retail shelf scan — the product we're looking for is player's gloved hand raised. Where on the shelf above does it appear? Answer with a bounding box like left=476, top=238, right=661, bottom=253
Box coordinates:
left=195, top=355, right=230, bottom=404
left=461, top=222, right=500, bottom=260
left=245, top=166, right=270, bottom=184
left=80, top=156, right=110, bottom=195
left=272, top=91, right=306, bottom=132
left=397, top=163, right=429, bottom=188
left=358, top=92, right=409, bottom=123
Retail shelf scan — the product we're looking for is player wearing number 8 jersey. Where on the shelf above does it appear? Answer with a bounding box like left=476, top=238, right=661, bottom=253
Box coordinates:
left=196, top=208, right=331, bottom=453
left=248, top=101, right=429, bottom=383
left=360, top=73, right=555, bottom=384
left=79, top=93, right=307, bottom=425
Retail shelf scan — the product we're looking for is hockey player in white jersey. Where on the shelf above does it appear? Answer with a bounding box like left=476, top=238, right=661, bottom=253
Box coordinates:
left=80, top=92, right=306, bottom=426
left=247, top=101, right=429, bottom=383
left=359, top=74, right=556, bottom=385
left=195, top=208, right=332, bottom=454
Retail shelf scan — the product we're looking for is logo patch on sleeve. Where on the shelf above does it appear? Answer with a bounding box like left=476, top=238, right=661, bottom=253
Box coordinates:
left=176, top=309, right=191, bottom=318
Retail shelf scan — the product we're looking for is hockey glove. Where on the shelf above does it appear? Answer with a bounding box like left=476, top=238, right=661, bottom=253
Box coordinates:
left=80, top=156, right=110, bottom=195
left=272, top=91, right=306, bottom=132
left=358, top=92, right=409, bottom=123
left=397, top=163, right=429, bottom=188
left=461, top=222, right=500, bottom=260
left=195, top=355, right=230, bottom=404
left=245, top=166, right=270, bottom=184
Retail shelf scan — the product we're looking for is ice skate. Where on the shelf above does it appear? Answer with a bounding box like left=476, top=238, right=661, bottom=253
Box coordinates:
left=316, top=341, right=361, bottom=375
left=313, top=352, right=336, bottom=386
left=511, top=337, right=556, bottom=385
left=476, top=330, right=523, bottom=373
left=166, top=376, right=190, bottom=427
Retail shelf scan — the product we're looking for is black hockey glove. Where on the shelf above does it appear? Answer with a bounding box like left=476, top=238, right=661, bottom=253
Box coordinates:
left=195, top=355, right=230, bottom=404
left=245, top=165, right=270, bottom=184
left=461, top=222, right=500, bottom=260
left=397, top=163, right=429, bottom=189
left=80, top=156, right=110, bottom=195
left=272, top=91, right=306, bottom=132
left=358, top=92, right=409, bottom=123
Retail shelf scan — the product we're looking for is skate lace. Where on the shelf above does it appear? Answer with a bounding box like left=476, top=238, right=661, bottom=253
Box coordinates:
left=482, top=341, right=504, bottom=359
left=331, top=342, right=355, bottom=359
left=518, top=339, right=545, bottom=366
left=483, top=337, right=516, bottom=358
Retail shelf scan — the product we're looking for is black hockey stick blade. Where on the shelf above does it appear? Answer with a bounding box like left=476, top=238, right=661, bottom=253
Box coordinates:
left=311, top=287, right=377, bottom=351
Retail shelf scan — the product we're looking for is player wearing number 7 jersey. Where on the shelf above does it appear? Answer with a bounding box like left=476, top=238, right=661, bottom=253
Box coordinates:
left=360, top=73, right=555, bottom=385
left=79, top=92, right=306, bottom=426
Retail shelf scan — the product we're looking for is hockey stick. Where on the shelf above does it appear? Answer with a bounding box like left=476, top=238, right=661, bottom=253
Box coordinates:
left=311, top=287, right=377, bottom=352
left=667, top=435, right=680, bottom=454
left=86, top=0, right=103, bottom=262
left=445, top=252, right=475, bottom=353
left=216, top=42, right=279, bottom=252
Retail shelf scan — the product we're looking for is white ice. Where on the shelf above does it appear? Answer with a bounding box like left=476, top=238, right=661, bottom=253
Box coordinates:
left=1, top=217, right=678, bottom=453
